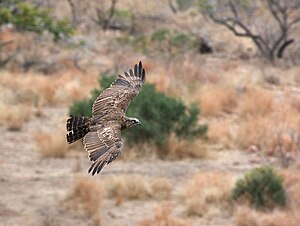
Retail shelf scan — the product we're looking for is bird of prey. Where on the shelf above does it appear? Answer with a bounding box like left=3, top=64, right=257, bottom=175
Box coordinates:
left=66, top=61, right=146, bottom=175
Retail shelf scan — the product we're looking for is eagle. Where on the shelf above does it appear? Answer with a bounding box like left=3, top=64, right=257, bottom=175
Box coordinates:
left=66, top=61, right=146, bottom=175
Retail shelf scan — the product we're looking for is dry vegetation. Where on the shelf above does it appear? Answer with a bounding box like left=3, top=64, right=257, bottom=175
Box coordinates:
left=64, top=177, right=103, bottom=225
left=1, top=0, right=300, bottom=226
left=162, top=134, right=207, bottom=159
left=197, top=85, right=238, bottom=117
left=137, top=204, right=192, bottom=226
left=233, top=168, right=300, bottom=226
left=32, top=129, right=68, bottom=158
left=105, top=176, right=172, bottom=205
left=184, top=171, right=233, bottom=218
left=0, top=104, right=32, bottom=131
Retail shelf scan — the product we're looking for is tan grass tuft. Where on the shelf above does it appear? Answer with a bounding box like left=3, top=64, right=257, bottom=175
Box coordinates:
left=105, top=175, right=153, bottom=203
left=137, top=203, right=192, bottom=226
left=162, top=134, right=207, bottom=159
left=185, top=171, right=233, bottom=217
left=236, top=104, right=300, bottom=158
left=290, top=95, right=300, bottom=113
left=197, top=85, right=238, bottom=117
left=0, top=104, right=32, bottom=131
left=236, top=115, right=275, bottom=150
left=238, top=88, right=274, bottom=117
left=281, top=169, right=300, bottom=209
left=150, top=178, right=173, bottom=200
left=234, top=206, right=300, bottom=226
left=234, top=206, right=257, bottom=226
left=105, top=176, right=173, bottom=205
left=33, top=130, right=68, bottom=158
left=64, top=177, right=102, bottom=220
left=207, top=119, right=233, bottom=147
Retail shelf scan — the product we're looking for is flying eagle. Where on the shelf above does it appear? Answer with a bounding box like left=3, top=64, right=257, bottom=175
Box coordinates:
left=66, top=61, right=146, bottom=175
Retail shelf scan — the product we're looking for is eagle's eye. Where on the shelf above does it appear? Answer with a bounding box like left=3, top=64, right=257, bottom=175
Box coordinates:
left=131, top=118, right=141, bottom=125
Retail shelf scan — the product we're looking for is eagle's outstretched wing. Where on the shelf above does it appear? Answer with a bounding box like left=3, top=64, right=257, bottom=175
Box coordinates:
left=83, top=61, right=146, bottom=175
left=83, top=123, right=122, bottom=175
left=92, top=61, right=146, bottom=116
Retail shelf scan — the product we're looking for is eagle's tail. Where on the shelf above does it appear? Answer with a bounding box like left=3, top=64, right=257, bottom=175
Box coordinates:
left=66, top=115, right=91, bottom=144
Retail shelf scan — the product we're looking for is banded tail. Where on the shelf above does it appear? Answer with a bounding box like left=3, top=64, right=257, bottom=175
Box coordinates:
left=66, top=115, right=91, bottom=144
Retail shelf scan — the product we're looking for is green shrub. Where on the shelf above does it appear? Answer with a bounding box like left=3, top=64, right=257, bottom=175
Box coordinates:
left=117, top=29, right=199, bottom=55
left=151, top=28, right=170, bottom=42
left=232, top=166, right=286, bottom=210
left=69, top=75, right=207, bottom=147
left=0, top=2, right=73, bottom=41
left=176, top=0, right=194, bottom=11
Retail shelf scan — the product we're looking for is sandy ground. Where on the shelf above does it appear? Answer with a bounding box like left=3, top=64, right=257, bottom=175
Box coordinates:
left=0, top=107, right=263, bottom=226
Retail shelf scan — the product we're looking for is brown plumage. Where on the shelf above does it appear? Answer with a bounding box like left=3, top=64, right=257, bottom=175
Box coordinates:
left=66, top=61, right=146, bottom=175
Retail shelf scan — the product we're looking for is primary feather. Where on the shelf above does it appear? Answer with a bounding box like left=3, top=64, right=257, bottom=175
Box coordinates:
left=66, top=61, right=146, bottom=175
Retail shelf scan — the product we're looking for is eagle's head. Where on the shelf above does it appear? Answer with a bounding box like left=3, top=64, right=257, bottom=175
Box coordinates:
left=123, top=117, right=141, bottom=130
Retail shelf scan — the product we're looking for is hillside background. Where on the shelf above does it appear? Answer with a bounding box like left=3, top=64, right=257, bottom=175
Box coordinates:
left=0, top=1, right=300, bottom=226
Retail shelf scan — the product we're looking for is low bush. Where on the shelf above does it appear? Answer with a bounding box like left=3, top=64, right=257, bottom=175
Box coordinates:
left=232, top=166, right=286, bottom=210
left=69, top=74, right=207, bottom=147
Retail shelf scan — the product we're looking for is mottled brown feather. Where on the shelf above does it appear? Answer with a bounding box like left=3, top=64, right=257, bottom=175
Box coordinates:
left=83, top=123, right=122, bottom=175
left=92, top=61, right=145, bottom=115
left=80, top=61, right=146, bottom=175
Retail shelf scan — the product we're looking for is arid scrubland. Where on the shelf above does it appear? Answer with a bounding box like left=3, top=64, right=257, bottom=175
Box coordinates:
left=1, top=0, right=300, bottom=226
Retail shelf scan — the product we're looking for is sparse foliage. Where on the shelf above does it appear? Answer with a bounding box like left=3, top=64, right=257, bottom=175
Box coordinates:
left=168, top=0, right=194, bottom=14
left=117, top=28, right=199, bottom=56
left=232, top=166, right=286, bottom=210
left=92, top=0, right=134, bottom=32
left=198, top=0, right=300, bottom=61
left=0, top=1, right=73, bottom=41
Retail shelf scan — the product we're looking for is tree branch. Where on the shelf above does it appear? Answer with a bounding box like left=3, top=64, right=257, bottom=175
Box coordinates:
left=168, top=0, right=177, bottom=14
left=66, top=0, right=77, bottom=25
left=277, top=39, right=294, bottom=58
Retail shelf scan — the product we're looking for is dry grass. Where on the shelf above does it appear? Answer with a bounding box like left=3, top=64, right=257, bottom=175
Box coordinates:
left=234, top=206, right=300, bottom=226
left=105, top=175, right=172, bottom=205
left=238, top=88, right=274, bottom=117
left=137, top=203, right=192, bottom=226
left=289, top=95, right=300, bottom=113
left=122, top=142, right=159, bottom=160
left=184, top=171, right=233, bottom=217
left=150, top=178, right=173, bottom=200
left=207, top=119, right=233, bottom=147
left=0, top=70, right=97, bottom=107
left=281, top=169, right=300, bottom=209
left=236, top=103, right=300, bottom=158
left=64, top=177, right=103, bottom=223
left=0, top=104, right=32, bottom=131
left=161, top=134, right=207, bottom=159
left=197, top=85, right=238, bottom=117
left=32, top=130, right=68, bottom=158
left=236, top=115, right=275, bottom=150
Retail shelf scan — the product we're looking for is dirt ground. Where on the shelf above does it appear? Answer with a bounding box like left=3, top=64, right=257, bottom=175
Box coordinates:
left=0, top=106, right=266, bottom=226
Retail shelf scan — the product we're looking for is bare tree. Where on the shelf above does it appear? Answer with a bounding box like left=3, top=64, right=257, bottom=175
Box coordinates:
left=92, top=0, right=118, bottom=30
left=200, top=0, right=300, bottom=61
left=66, top=0, right=78, bottom=26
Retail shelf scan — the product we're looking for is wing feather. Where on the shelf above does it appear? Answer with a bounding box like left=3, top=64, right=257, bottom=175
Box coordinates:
left=92, top=61, right=146, bottom=116
left=83, top=124, right=122, bottom=175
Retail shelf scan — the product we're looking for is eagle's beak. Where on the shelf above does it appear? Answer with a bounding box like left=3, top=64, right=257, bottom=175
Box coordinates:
left=137, top=121, right=142, bottom=126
